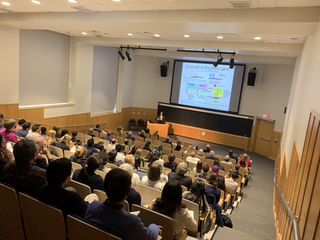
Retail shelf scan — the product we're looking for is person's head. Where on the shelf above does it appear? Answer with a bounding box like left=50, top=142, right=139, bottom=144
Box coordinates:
left=153, top=130, right=158, bottom=135
left=202, top=164, right=209, bottom=173
left=214, top=159, right=220, bottom=167
left=130, top=146, right=137, bottom=155
left=0, top=113, right=3, bottom=122
left=171, top=162, right=178, bottom=172
left=119, top=163, right=133, bottom=179
left=87, top=128, right=94, bottom=136
left=177, top=162, right=188, bottom=176
left=145, top=141, right=151, bottom=147
left=134, top=148, right=142, bottom=157
left=31, top=124, right=40, bottom=133
left=160, top=112, right=163, bottom=116
left=240, top=159, right=246, bottom=168
left=34, top=136, right=45, bottom=152
left=153, top=160, right=164, bottom=173
left=168, top=154, right=176, bottom=163
left=22, top=122, right=31, bottom=130
left=74, top=139, right=83, bottom=146
left=198, top=149, right=204, bottom=156
left=85, top=155, right=102, bottom=173
left=196, top=161, right=202, bottom=173
left=145, top=128, right=150, bottom=133
left=229, top=150, right=234, bottom=156
left=47, top=130, right=56, bottom=139
left=157, top=145, right=163, bottom=151
left=108, top=149, right=117, bottom=162
left=243, top=153, right=248, bottom=160
left=75, top=146, right=87, bottom=161
left=53, top=126, right=60, bottom=133
left=72, top=131, right=78, bottom=138
left=190, top=179, right=207, bottom=212
left=210, top=150, right=215, bottom=157
left=147, top=162, right=161, bottom=181
left=115, top=144, right=124, bottom=153
left=61, top=129, right=69, bottom=137
left=61, top=134, right=72, bottom=145
left=235, top=164, right=240, bottom=171
left=140, top=130, right=145, bottom=135
left=40, top=127, right=47, bottom=136
left=18, top=119, right=26, bottom=126
left=128, top=131, right=132, bottom=136
left=98, top=149, right=108, bottom=167
left=46, top=158, right=71, bottom=186
left=212, top=165, right=220, bottom=175
left=87, top=138, right=94, bottom=147
left=190, top=151, right=196, bottom=157
left=148, top=153, right=160, bottom=167
left=116, top=126, right=123, bottom=132
left=206, top=144, right=210, bottom=149
left=206, top=172, right=217, bottom=185
left=224, top=155, right=230, bottom=162
left=13, top=139, right=38, bottom=166
left=216, top=175, right=226, bottom=191
left=231, top=172, right=239, bottom=180
left=124, top=154, right=135, bottom=166
left=0, top=134, right=6, bottom=152
left=111, top=139, right=116, bottom=144
left=96, top=124, right=100, bottom=129
left=4, top=119, right=16, bottom=131
left=104, top=168, right=131, bottom=203
left=107, top=132, right=111, bottom=137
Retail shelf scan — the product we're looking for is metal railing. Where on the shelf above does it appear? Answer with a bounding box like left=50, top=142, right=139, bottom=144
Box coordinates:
left=274, top=182, right=300, bottom=240
left=60, top=123, right=106, bottom=128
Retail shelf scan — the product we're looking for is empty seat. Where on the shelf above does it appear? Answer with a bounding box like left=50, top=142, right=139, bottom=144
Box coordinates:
left=137, top=119, right=145, bottom=129
left=71, top=162, right=82, bottom=178
left=66, top=180, right=91, bottom=199
left=129, top=119, right=136, bottom=129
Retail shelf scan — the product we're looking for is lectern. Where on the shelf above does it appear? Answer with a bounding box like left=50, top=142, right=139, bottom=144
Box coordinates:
left=147, top=121, right=169, bottom=138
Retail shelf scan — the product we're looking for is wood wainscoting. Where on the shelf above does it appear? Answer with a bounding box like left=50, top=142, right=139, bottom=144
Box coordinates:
left=274, top=110, right=320, bottom=240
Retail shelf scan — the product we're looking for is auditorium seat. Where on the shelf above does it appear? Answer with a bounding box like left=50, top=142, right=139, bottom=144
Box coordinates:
left=173, top=150, right=182, bottom=159
left=229, top=158, right=236, bottom=166
left=19, top=192, right=67, bottom=240
left=64, top=150, right=74, bottom=159
left=158, top=136, right=166, bottom=142
left=0, top=183, right=25, bottom=240
left=175, top=158, right=184, bottom=164
left=145, top=137, right=153, bottom=143
left=124, top=145, right=130, bottom=153
left=115, top=136, right=124, bottom=144
left=95, top=170, right=106, bottom=180
left=184, top=171, right=196, bottom=182
left=181, top=185, right=188, bottom=193
left=162, top=142, right=172, bottom=149
left=67, top=215, right=121, bottom=240
left=93, top=189, right=107, bottom=202
left=93, top=137, right=100, bottom=144
left=187, top=161, right=196, bottom=171
left=84, top=134, right=93, bottom=143
left=106, top=163, right=118, bottom=169
left=221, top=162, right=231, bottom=173
left=112, top=131, right=119, bottom=136
left=136, top=136, right=144, bottom=142
left=66, top=180, right=91, bottom=199
left=198, top=156, right=206, bottom=164
left=216, top=155, right=224, bottom=163
left=135, top=184, right=162, bottom=205
left=218, top=170, right=226, bottom=177
left=153, top=139, right=161, bottom=146
left=161, top=155, right=168, bottom=162
left=181, top=198, right=199, bottom=237
left=141, top=149, right=150, bottom=157
left=71, top=162, right=82, bottom=178
left=134, top=140, right=142, bottom=147
left=49, top=145, right=64, bottom=158
left=205, top=159, right=214, bottom=168
left=137, top=119, right=145, bottom=129
left=120, top=132, right=127, bottom=138
left=183, top=142, right=192, bottom=147
left=162, top=148, right=171, bottom=155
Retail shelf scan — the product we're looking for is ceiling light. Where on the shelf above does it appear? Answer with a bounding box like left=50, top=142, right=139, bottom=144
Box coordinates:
left=1, top=2, right=10, bottom=5
left=154, top=34, right=160, bottom=37
left=127, top=33, right=133, bottom=36
left=125, top=51, right=132, bottom=61
left=68, top=0, right=77, bottom=3
left=82, top=32, right=87, bottom=35
left=213, top=54, right=223, bottom=67
left=31, top=0, right=40, bottom=4
left=118, top=50, right=126, bottom=61
left=254, top=37, right=261, bottom=40
left=184, top=35, right=190, bottom=38
left=230, top=54, right=235, bottom=69
left=112, top=0, right=121, bottom=2
left=217, top=35, right=223, bottom=39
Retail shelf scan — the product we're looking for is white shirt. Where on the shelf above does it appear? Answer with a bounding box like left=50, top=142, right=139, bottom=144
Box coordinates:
left=140, top=176, right=165, bottom=191
left=116, top=152, right=125, bottom=162
left=131, top=173, right=140, bottom=189
left=225, top=178, right=239, bottom=193
left=26, top=132, right=40, bottom=140
left=221, top=160, right=233, bottom=167
left=107, top=143, right=116, bottom=151
left=185, top=156, right=200, bottom=165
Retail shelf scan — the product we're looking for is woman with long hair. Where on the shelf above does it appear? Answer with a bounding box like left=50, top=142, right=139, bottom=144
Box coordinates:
left=152, top=180, right=197, bottom=235
left=71, top=146, right=87, bottom=166
left=142, top=141, right=152, bottom=152
left=0, top=134, right=13, bottom=176
left=140, top=162, right=165, bottom=191
left=216, top=175, right=227, bottom=193
left=72, top=155, right=103, bottom=191
left=45, top=130, right=57, bottom=146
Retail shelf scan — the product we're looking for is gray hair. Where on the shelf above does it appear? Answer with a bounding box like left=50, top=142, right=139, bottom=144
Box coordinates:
left=128, top=131, right=133, bottom=136
left=177, top=162, right=188, bottom=175
left=224, top=155, right=230, bottom=161
left=198, top=149, right=204, bottom=156
left=210, top=150, right=215, bottom=157
left=191, top=152, right=196, bottom=157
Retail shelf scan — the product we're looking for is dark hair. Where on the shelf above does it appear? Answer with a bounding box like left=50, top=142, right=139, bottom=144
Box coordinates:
left=190, top=179, right=207, bottom=213
left=214, top=159, right=220, bottom=167
left=46, top=158, right=71, bottom=186
left=96, top=124, right=100, bottom=128
left=206, top=172, right=217, bottom=185
left=98, top=149, right=108, bottom=168
left=148, top=153, right=160, bottom=167
left=216, top=175, right=226, bottom=192
left=152, top=180, right=185, bottom=218
left=235, top=164, right=240, bottom=171
left=231, top=172, right=239, bottom=179
left=196, top=161, right=202, bottom=173
left=145, top=128, right=150, bottom=134
left=22, top=122, right=31, bottom=130
left=147, top=163, right=161, bottom=181
left=13, top=139, right=38, bottom=166
left=202, top=164, right=209, bottom=173
left=239, top=159, right=246, bottom=168
left=61, top=129, right=69, bottom=138
left=171, top=162, right=178, bottom=172
left=129, top=146, right=138, bottom=155
left=0, top=134, right=3, bottom=148
left=104, top=168, right=131, bottom=203
left=87, top=138, right=94, bottom=147
left=77, top=156, right=102, bottom=183
left=157, top=145, right=163, bottom=151
left=72, top=131, right=78, bottom=137
left=0, top=113, right=3, bottom=119
left=53, top=126, right=60, bottom=133
left=31, top=124, right=40, bottom=132
left=174, top=144, right=181, bottom=151
left=168, top=154, right=175, bottom=163
left=40, top=127, right=46, bottom=135
left=18, top=119, right=26, bottom=126
left=124, top=139, right=129, bottom=144
left=108, top=150, right=117, bottom=162
left=115, top=144, right=123, bottom=152
left=144, top=141, right=151, bottom=148
left=111, top=139, right=116, bottom=144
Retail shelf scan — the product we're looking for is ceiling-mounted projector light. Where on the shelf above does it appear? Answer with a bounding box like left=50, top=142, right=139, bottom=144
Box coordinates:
left=125, top=51, right=132, bottom=61
left=213, top=54, right=223, bottom=67
left=118, top=50, right=126, bottom=61
left=230, top=54, right=235, bottom=69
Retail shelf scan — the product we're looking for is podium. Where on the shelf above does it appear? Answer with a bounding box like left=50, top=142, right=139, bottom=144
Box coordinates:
left=147, top=121, right=169, bottom=138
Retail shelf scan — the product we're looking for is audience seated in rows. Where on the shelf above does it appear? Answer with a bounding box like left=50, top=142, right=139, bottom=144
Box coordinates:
left=141, top=161, right=165, bottom=191
left=138, top=130, right=147, bottom=139
left=186, top=151, right=200, bottom=165
left=164, top=154, right=175, bottom=169
left=198, top=164, right=209, bottom=179
left=15, top=119, right=26, bottom=132
left=0, top=119, right=18, bottom=143
left=0, top=134, right=13, bottom=177
left=84, top=138, right=98, bottom=155
left=37, top=158, right=88, bottom=219
left=108, top=149, right=122, bottom=167
left=85, top=168, right=160, bottom=240
left=221, top=155, right=233, bottom=167
left=0, top=139, right=46, bottom=196
left=124, top=154, right=140, bottom=188
left=228, top=150, right=238, bottom=163
left=0, top=113, right=3, bottom=129
left=70, top=139, right=83, bottom=152
left=26, top=124, right=41, bottom=140
left=192, top=161, right=202, bottom=177
left=115, top=144, right=125, bottom=162
left=174, top=143, right=182, bottom=151
left=126, top=131, right=135, bottom=141
left=17, top=121, right=31, bottom=138
left=206, top=150, right=219, bottom=161
left=107, top=139, right=117, bottom=151
left=130, top=147, right=143, bottom=169
left=168, top=162, right=192, bottom=190
left=142, top=141, right=152, bottom=152
left=34, top=137, right=53, bottom=170
left=225, top=172, right=239, bottom=193
left=70, top=146, right=88, bottom=167
left=151, top=180, right=197, bottom=236
left=72, top=155, right=104, bottom=191
left=147, top=152, right=161, bottom=167
left=203, top=144, right=211, bottom=153
left=94, top=124, right=107, bottom=136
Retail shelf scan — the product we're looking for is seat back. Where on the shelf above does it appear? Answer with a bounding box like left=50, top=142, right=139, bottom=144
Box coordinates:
left=84, top=134, right=93, bottom=143
left=106, top=163, right=118, bottom=169
left=49, top=145, right=64, bottom=157
left=95, top=170, right=106, bottom=180
left=183, top=142, right=192, bottom=147
left=71, top=162, right=82, bottom=178
left=136, top=136, right=144, bottom=142
left=93, top=137, right=101, bottom=144
left=0, top=183, right=25, bottom=240
left=131, top=204, right=174, bottom=240
left=162, top=148, right=171, bottom=155
left=187, top=161, right=197, bottom=171
left=153, top=140, right=161, bottom=146
left=161, top=154, right=168, bottom=162
left=216, top=155, right=224, bottom=163
left=135, top=184, right=162, bottom=205
left=67, top=215, right=120, bottom=240
left=158, top=136, right=166, bottom=142
left=66, top=180, right=91, bottom=199
left=175, top=158, right=184, bottom=165
left=162, top=142, right=172, bottom=149
left=134, top=141, right=142, bottom=148
left=239, top=167, right=246, bottom=177
left=218, top=170, right=226, bottom=177
left=229, top=158, right=236, bottom=166
left=93, top=189, right=108, bottom=202
left=120, top=132, right=127, bottom=138
left=19, top=192, right=67, bottom=240
left=181, top=198, right=199, bottom=235
left=145, top=137, right=153, bottom=144
left=221, top=162, right=231, bottom=173
left=64, top=150, right=74, bottom=159
left=141, top=149, right=150, bottom=157
left=173, top=150, right=182, bottom=159
left=181, top=185, right=188, bottom=193
left=124, top=145, right=130, bottom=153
left=204, top=159, right=214, bottom=168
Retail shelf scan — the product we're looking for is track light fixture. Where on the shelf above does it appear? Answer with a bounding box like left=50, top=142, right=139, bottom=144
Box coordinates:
left=230, top=54, right=235, bottom=69
left=118, top=50, right=126, bottom=61
left=213, top=54, right=223, bottom=67
left=125, top=51, right=132, bottom=61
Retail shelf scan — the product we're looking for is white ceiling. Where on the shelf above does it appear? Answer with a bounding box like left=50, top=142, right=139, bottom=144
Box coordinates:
left=0, top=0, right=320, bottom=63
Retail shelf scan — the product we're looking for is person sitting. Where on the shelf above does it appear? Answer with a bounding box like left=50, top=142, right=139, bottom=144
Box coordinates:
left=115, top=144, right=125, bottom=162
left=163, top=136, right=172, bottom=145
left=142, top=141, right=152, bottom=152
left=107, top=139, right=117, bottom=151
left=60, top=129, right=69, bottom=138
left=193, top=161, right=203, bottom=177
left=101, top=132, right=113, bottom=142
left=53, top=126, right=61, bottom=138
left=84, top=138, right=99, bottom=154
left=97, top=149, right=111, bottom=174
left=108, top=149, right=122, bottom=167
left=37, top=158, right=88, bottom=219
left=0, top=119, right=18, bottom=143
left=85, top=168, right=160, bottom=240
left=17, top=121, right=31, bottom=138
left=40, top=127, right=47, bottom=138
left=185, top=152, right=200, bottom=165
left=211, top=165, right=220, bottom=175
left=34, top=137, right=54, bottom=170
left=213, top=159, right=225, bottom=171
left=72, top=155, right=104, bottom=191
left=0, top=113, right=4, bottom=130
left=124, top=139, right=132, bottom=149
left=55, top=134, right=72, bottom=151
left=70, top=146, right=88, bottom=167
left=124, top=155, right=140, bottom=188
left=26, top=124, right=41, bottom=140
left=151, top=130, right=159, bottom=139
left=139, top=130, right=147, bottom=139
left=71, top=131, right=78, bottom=142
left=206, top=150, right=219, bottom=161
left=116, top=126, right=124, bottom=134
left=0, top=139, right=46, bottom=196
left=225, top=173, right=239, bottom=193
left=145, top=128, right=150, bottom=134
left=141, top=161, right=165, bottom=191
left=0, top=134, right=14, bottom=177
left=45, top=130, right=57, bottom=146
left=242, top=153, right=252, bottom=168
left=87, top=128, right=95, bottom=137
left=221, top=155, right=233, bottom=167
left=153, top=159, right=168, bottom=182
left=216, top=175, right=227, bottom=193
left=93, top=139, right=104, bottom=151
left=197, top=149, right=205, bottom=157
left=94, top=124, right=107, bottom=136
left=164, top=154, right=175, bottom=169
left=70, top=139, right=83, bottom=153
left=168, top=162, right=192, bottom=190
left=151, top=180, right=197, bottom=236
left=126, top=131, right=135, bottom=141
left=199, top=164, right=209, bottom=179
left=232, top=164, right=242, bottom=178
left=239, top=159, right=248, bottom=174
left=147, top=152, right=161, bottom=167
left=174, top=143, right=182, bottom=152
left=203, top=144, right=211, bottom=153
left=171, top=162, right=178, bottom=172
left=133, top=148, right=143, bottom=169
left=119, top=163, right=141, bottom=209
left=15, top=119, right=26, bottom=132
left=228, top=150, right=238, bottom=163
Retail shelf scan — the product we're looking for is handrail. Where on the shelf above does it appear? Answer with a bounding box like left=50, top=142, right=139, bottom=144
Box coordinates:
left=60, top=122, right=106, bottom=128
left=274, top=183, right=300, bottom=240
left=3, top=116, right=55, bottom=127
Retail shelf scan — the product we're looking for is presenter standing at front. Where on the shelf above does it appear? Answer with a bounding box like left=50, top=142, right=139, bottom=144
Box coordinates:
left=156, top=112, right=166, bottom=124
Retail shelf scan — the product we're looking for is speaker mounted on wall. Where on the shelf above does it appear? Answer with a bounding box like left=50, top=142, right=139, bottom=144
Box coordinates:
left=247, top=67, right=257, bottom=86
left=160, top=61, right=169, bottom=77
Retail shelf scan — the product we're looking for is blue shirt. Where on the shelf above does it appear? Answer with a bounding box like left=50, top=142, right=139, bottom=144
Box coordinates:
left=84, top=144, right=98, bottom=154
left=85, top=201, right=159, bottom=240
left=72, top=169, right=104, bottom=191
left=16, top=129, right=28, bottom=138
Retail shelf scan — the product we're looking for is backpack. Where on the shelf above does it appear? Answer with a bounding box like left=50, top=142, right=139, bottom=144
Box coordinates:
left=221, top=215, right=233, bottom=228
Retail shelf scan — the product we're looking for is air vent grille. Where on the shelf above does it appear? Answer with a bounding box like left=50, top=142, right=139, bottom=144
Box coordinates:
left=229, top=1, right=252, bottom=8
left=73, top=6, right=90, bottom=12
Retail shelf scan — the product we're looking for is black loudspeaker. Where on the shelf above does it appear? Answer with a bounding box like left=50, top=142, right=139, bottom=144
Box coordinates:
left=160, top=65, right=168, bottom=77
left=247, top=68, right=257, bottom=86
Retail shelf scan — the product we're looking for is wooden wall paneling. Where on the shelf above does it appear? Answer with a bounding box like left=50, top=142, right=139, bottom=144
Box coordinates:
left=269, top=131, right=281, bottom=160
left=8, top=104, right=19, bottom=118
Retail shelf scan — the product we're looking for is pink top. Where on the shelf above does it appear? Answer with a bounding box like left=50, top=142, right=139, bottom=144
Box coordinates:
left=245, top=159, right=252, bottom=168
left=15, top=125, right=22, bottom=131
left=0, top=128, right=18, bottom=143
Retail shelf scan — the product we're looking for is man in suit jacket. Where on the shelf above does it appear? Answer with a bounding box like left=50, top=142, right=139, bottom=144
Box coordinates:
left=168, top=162, right=192, bottom=190
left=156, top=112, right=166, bottom=124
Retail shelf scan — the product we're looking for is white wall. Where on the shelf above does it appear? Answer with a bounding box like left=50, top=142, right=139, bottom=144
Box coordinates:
left=0, top=26, right=19, bottom=104
left=119, top=57, right=135, bottom=109
left=282, top=22, right=320, bottom=163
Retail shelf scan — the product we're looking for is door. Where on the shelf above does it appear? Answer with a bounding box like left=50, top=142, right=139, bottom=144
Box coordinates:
left=253, top=118, right=275, bottom=157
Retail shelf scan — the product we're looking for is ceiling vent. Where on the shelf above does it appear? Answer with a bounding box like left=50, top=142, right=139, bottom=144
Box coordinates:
left=229, top=1, right=252, bottom=8
left=72, top=6, right=90, bottom=12
left=94, top=35, right=103, bottom=38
